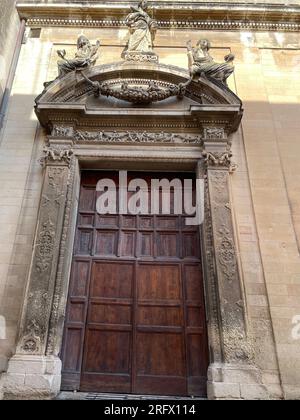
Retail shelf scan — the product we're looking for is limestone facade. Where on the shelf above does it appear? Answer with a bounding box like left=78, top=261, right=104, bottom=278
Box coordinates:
left=0, top=1, right=20, bottom=119
left=0, top=1, right=300, bottom=400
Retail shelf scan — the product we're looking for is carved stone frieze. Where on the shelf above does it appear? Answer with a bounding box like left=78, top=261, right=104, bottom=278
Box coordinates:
left=204, top=127, right=226, bottom=140
left=52, top=125, right=74, bottom=138
left=72, top=130, right=203, bottom=145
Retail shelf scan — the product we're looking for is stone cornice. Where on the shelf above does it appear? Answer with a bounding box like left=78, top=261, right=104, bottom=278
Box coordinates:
left=17, top=2, right=300, bottom=32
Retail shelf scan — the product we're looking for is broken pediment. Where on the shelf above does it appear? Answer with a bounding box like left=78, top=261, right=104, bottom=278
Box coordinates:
left=35, top=62, right=243, bottom=134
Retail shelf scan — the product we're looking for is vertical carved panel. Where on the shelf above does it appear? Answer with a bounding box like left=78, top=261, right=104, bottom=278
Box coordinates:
left=207, top=169, right=252, bottom=363
left=197, top=161, right=222, bottom=364
left=17, top=162, right=70, bottom=355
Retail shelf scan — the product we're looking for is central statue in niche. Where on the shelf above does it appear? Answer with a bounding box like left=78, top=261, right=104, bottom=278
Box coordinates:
left=122, top=0, right=158, bottom=62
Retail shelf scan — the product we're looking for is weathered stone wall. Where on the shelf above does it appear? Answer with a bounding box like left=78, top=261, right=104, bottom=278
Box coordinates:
left=0, top=1, right=20, bottom=108
left=0, top=6, right=300, bottom=399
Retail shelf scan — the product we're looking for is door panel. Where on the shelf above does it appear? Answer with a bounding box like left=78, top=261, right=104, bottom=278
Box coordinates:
left=61, top=171, right=209, bottom=396
left=80, top=261, right=134, bottom=392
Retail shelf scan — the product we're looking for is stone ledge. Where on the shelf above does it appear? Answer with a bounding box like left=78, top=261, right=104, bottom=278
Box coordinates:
left=16, top=2, right=300, bottom=31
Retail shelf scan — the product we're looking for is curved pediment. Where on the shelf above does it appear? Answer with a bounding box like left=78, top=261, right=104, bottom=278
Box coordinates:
left=37, top=62, right=241, bottom=106
left=35, top=62, right=243, bottom=134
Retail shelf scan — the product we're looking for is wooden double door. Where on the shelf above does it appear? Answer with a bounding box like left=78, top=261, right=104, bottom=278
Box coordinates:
left=61, top=171, right=209, bottom=397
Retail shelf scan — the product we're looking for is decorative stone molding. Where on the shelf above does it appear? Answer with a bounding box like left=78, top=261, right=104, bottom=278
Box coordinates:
left=18, top=2, right=300, bottom=33
left=123, top=51, right=159, bottom=63
left=206, top=169, right=253, bottom=364
left=52, top=125, right=74, bottom=138
left=16, top=161, right=71, bottom=357
left=63, top=130, right=203, bottom=145
left=82, top=75, right=186, bottom=105
left=204, top=127, right=226, bottom=141
left=24, top=17, right=300, bottom=33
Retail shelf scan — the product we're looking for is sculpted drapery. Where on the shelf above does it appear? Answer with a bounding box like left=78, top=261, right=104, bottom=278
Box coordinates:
left=187, top=39, right=235, bottom=85
left=124, top=0, right=157, bottom=54
left=57, top=35, right=100, bottom=77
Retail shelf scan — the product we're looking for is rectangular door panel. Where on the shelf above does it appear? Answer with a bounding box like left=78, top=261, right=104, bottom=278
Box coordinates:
left=80, top=261, right=134, bottom=393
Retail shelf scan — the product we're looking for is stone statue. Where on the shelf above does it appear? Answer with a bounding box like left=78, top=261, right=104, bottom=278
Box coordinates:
left=57, top=35, right=100, bottom=77
left=187, top=39, right=235, bottom=85
left=123, top=1, right=158, bottom=61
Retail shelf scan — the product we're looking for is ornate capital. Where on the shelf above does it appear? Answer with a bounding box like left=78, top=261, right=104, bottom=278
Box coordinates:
left=40, top=146, right=73, bottom=168
left=202, top=150, right=237, bottom=173
left=202, top=150, right=232, bottom=168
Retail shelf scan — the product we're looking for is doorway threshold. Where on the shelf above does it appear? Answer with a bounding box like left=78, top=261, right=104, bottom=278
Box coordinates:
left=56, top=392, right=206, bottom=401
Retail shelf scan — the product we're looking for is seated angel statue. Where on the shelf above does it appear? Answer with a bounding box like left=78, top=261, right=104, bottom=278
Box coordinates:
left=187, top=39, right=235, bottom=85
left=57, top=35, right=100, bottom=78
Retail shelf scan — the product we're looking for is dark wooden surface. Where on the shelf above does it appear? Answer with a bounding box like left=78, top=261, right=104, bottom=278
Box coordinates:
left=61, top=171, right=209, bottom=397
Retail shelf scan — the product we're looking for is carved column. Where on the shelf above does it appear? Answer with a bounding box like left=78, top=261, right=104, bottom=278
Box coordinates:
left=4, top=139, right=74, bottom=399
left=202, top=127, right=268, bottom=399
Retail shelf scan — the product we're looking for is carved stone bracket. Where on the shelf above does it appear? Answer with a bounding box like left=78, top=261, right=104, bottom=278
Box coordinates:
left=17, top=155, right=71, bottom=356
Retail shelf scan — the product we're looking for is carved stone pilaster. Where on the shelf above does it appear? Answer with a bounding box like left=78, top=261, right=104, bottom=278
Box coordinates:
left=206, top=168, right=252, bottom=363
left=16, top=145, right=72, bottom=356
